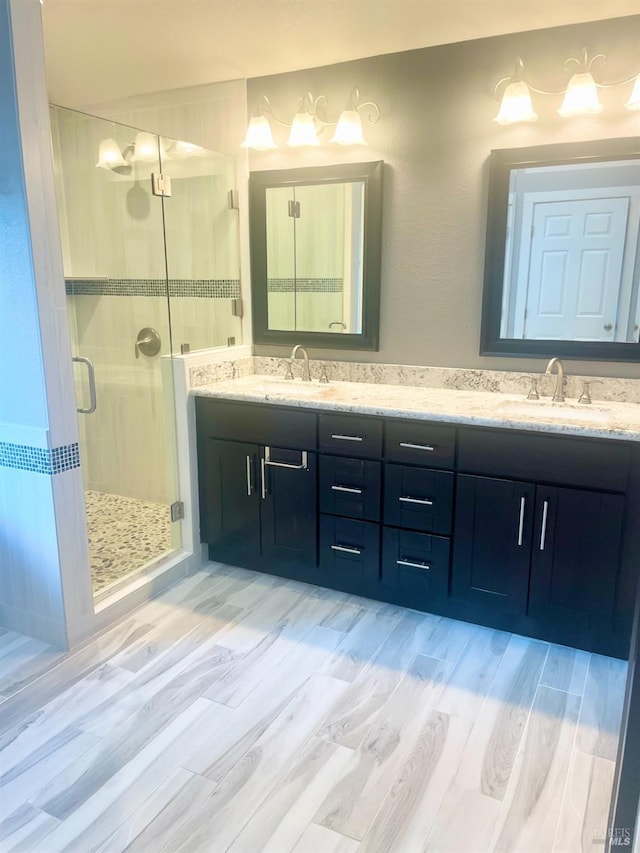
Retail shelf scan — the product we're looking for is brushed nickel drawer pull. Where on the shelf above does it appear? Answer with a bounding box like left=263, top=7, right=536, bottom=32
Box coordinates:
left=331, top=433, right=364, bottom=442
left=397, top=559, right=431, bottom=570
left=517, top=496, right=525, bottom=546
left=264, top=447, right=308, bottom=470
left=331, top=485, right=363, bottom=494
left=331, top=544, right=362, bottom=555
left=540, top=500, right=549, bottom=551
left=399, top=496, right=434, bottom=506
left=399, top=442, right=435, bottom=452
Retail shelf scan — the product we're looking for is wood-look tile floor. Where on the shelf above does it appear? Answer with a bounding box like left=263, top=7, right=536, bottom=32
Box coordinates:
left=0, top=563, right=628, bottom=852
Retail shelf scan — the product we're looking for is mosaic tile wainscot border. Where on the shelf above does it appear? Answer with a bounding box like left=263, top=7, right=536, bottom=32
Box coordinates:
left=65, top=279, right=241, bottom=298
left=0, top=441, right=81, bottom=475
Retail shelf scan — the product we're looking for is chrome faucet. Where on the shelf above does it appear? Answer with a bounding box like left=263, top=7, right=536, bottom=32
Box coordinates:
left=289, top=345, right=311, bottom=382
left=545, top=357, right=566, bottom=403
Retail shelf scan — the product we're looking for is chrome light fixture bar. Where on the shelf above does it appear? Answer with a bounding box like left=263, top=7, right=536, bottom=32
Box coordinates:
left=494, top=48, right=640, bottom=125
left=241, top=87, right=381, bottom=150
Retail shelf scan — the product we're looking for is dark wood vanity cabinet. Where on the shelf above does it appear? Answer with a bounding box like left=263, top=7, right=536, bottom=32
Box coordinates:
left=452, top=474, right=624, bottom=648
left=195, top=396, right=638, bottom=657
left=196, top=399, right=318, bottom=576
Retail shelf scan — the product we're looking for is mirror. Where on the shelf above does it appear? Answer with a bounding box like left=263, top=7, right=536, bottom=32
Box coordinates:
left=481, top=138, right=640, bottom=361
left=249, top=161, right=383, bottom=350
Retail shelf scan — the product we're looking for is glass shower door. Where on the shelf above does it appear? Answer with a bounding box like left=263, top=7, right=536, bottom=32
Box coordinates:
left=158, top=137, right=243, bottom=352
left=50, top=106, right=182, bottom=597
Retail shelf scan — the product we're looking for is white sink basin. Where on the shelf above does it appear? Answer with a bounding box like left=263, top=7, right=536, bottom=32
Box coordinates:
left=250, top=378, right=331, bottom=396
left=497, top=399, right=612, bottom=424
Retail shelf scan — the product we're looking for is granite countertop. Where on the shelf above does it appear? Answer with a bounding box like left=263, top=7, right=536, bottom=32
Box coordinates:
left=193, top=374, right=640, bottom=442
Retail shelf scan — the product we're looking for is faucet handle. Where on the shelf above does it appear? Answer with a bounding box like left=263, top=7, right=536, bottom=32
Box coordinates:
left=578, top=382, right=592, bottom=405
left=526, top=377, right=540, bottom=400
left=578, top=379, right=602, bottom=405
left=318, top=363, right=330, bottom=384
left=283, top=360, right=294, bottom=380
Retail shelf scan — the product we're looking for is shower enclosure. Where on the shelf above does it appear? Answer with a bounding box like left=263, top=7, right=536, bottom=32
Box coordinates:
left=49, top=106, right=242, bottom=598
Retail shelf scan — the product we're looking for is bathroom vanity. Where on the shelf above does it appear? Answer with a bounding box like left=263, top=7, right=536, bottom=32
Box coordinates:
left=194, top=376, right=640, bottom=659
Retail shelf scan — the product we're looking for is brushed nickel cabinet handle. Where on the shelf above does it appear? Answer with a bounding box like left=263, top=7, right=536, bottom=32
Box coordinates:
left=540, top=500, right=549, bottom=551
left=397, top=559, right=431, bottom=570
left=517, top=496, right=525, bottom=546
left=264, top=447, right=308, bottom=470
left=260, top=458, right=267, bottom=500
left=331, top=485, right=363, bottom=494
left=399, top=496, right=434, bottom=506
left=331, top=434, right=363, bottom=442
left=399, top=442, right=435, bottom=452
left=246, top=455, right=253, bottom=496
left=331, top=544, right=362, bottom=555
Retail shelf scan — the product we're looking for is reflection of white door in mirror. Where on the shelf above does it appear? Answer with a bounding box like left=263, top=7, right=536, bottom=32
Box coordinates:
left=500, top=162, right=640, bottom=344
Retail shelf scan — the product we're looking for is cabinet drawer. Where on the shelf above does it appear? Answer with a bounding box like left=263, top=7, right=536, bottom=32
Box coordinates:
left=382, top=528, right=450, bottom=600
left=319, top=515, right=380, bottom=585
left=458, top=428, right=631, bottom=493
left=195, top=397, right=316, bottom=450
left=319, top=413, right=383, bottom=458
left=385, top=420, right=456, bottom=468
left=319, top=456, right=381, bottom=521
left=384, top=464, right=454, bottom=534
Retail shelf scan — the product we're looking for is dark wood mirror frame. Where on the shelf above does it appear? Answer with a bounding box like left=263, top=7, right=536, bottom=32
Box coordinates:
left=480, top=137, right=640, bottom=362
left=249, top=160, right=383, bottom=351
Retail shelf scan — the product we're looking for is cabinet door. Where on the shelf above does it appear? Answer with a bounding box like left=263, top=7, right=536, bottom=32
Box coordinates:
left=452, top=474, right=535, bottom=614
left=529, top=486, right=624, bottom=638
left=205, top=439, right=261, bottom=564
left=260, top=447, right=318, bottom=570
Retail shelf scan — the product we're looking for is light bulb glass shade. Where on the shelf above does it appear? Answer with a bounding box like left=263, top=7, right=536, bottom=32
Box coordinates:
left=240, top=116, right=277, bottom=150
left=95, top=138, right=127, bottom=169
left=625, top=74, right=640, bottom=111
left=287, top=113, right=321, bottom=147
left=558, top=72, right=602, bottom=117
left=331, top=109, right=367, bottom=145
left=132, top=131, right=162, bottom=162
left=493, top=81, right=538, bottom=125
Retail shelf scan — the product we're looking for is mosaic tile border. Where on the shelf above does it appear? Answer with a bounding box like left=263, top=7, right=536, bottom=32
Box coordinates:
left=0, top=441, right=80, bottom=475
left=267, top=278, right=343, bottom=293
left=65, top=278, right=241, bottom=299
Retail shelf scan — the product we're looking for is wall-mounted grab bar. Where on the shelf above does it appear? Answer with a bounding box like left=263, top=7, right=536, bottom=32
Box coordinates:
left=72, top=356, right=97, bottom=414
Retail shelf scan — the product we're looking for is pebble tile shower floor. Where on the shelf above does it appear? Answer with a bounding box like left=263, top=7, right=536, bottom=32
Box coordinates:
left=85, top=490, right=172, bottom=594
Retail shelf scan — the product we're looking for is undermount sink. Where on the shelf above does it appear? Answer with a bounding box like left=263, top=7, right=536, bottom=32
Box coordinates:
left=250, top=378, right=331, bottom=396
left=496, top=399, right=612, bottom=424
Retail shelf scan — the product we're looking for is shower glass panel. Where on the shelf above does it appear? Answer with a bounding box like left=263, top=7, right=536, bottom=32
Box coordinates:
left=158, top=138, right=242, bottom=352
left=50, top=106, right=182, bottom=597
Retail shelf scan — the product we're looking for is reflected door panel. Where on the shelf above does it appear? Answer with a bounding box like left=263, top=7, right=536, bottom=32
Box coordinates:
left=518, top=196, right=629, bottom=341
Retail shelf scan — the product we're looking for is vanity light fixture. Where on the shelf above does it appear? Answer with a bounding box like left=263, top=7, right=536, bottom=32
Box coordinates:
left=95, top=138, right=129, bottom=170
left=241, top=87, right=380, bottom=150
left=494, top=48, right=640, bottom=125
left=95, top=135, right=205, bottom=171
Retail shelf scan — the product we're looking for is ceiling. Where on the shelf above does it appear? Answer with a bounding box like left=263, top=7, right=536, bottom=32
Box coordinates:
left=42, top=0, right=640, bottom=109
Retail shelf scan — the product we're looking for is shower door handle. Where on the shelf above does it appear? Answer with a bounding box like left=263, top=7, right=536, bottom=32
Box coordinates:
left=72, top=356, right=97, bottom=414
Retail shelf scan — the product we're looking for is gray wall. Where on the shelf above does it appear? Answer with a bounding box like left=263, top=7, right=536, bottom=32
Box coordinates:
left=247, top=15, right=640, bottom=378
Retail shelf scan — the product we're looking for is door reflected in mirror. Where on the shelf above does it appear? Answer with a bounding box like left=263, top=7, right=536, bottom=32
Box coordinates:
left=501, top=160, right=640, bottom=344
left=249, top=161, right=383, bottom=351
left=481, top=138, right=640, bottom=362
